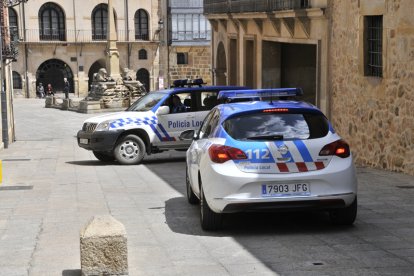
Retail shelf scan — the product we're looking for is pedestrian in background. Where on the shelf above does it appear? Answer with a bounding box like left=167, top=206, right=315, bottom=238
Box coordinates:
left=37, top=83, right=45, bottom=98
left=63, top=78, right=70, bottom=99
left=46, top=83, right=54, bottom=96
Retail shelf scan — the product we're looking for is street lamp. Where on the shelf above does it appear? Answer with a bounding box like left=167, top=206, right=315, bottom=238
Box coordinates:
left=158, top=19, right=164, bottom=34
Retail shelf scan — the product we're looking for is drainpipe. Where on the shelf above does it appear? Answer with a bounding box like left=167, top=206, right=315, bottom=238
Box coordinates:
left=0, top=26, right=8, bottom=148
left=22, top=1, right=29, bottom=98
left=125, top=0, right=131, bottom=69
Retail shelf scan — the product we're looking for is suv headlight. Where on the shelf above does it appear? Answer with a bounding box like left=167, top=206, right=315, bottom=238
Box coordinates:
left=95, top=120, right=114, bottom=131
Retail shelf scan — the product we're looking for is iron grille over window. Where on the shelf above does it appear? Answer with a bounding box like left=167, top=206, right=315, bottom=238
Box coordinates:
left=92, top=4, right=108, bottom=40
left=365, top=16, right=383, bottom=77
left=39, top=3, right=66, bottom=41
left=138, top=49, right=147, bottom=60
left=135, top=9, right=149, bottom=40
left=177, top=52, right=188, bottom=64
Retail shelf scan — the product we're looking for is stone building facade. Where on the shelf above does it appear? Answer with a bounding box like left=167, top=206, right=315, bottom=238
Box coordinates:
left=204, top=0, right=414, bottom=175
left=329, top=0, right=414, bottom=175
left=11, top=0, right=161, bottom=98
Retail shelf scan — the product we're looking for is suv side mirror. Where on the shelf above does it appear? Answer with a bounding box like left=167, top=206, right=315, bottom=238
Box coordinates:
left=179, top=129, right=195, bottom=141
left=156, top=106, right=170, bottom=115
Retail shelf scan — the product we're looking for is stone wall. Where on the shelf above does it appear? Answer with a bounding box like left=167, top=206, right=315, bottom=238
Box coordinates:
left=169, top=46, right=212, bottom=85
left=329, top=0, right=414, bottom=175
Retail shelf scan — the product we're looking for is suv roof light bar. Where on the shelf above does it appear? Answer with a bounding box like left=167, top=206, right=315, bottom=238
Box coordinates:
left=172, top=78, right=206, bottom=88
left=217, top=88, right=303, bottom=101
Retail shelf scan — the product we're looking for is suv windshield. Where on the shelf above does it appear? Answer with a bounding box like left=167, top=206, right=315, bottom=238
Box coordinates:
left=127, top=92, right=166, bottom=112
left=223, top=112, right=329, bottom=141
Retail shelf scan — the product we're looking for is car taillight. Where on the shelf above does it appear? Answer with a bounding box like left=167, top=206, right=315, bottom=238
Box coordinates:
left=319, top=140, right=350, bottom=158
left=208, top=145, right=247, bottom=163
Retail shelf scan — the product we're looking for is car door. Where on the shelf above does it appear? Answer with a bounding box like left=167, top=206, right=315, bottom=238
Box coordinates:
left=156, top=92, right=195, bottom=148
left=189, top=109, right=219, bottom=195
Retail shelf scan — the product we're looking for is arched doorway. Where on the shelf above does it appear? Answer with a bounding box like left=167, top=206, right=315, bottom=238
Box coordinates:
left=36, top=59, right=73, bottom=93
left=136, top=68, right=149, bottom=92
left=88, top=59, right=106, bottom=90
left=216, top=42, right=227, bottom=85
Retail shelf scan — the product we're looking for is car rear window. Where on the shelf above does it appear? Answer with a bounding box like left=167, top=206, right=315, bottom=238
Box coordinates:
left=223, top=112, right=329, bottom=141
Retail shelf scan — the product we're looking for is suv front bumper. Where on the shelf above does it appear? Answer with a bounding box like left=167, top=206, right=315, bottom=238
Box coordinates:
left=77, top=129, right=123, bottom=152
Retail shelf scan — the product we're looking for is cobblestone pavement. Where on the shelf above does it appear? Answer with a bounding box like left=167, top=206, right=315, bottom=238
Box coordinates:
left=0, top=98, right=413, bottom=276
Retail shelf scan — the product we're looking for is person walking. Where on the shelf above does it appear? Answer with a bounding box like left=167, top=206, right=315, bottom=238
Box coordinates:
left=63, top=78, right=70, bottom=99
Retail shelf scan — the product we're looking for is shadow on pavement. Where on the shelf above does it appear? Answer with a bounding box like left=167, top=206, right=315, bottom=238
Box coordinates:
left=62, top=269, right=81, bottom=276
left=164, top=196, right=354, bottom=237
left=142, top=156, right=186, bottom=164
left=66, top=160, right=118, bottom=166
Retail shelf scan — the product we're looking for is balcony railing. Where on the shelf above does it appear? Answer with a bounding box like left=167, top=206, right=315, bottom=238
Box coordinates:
left=204, top=0, right=311, bottom=14
left=19, top=29, right=157, bottom=43
left=171, top=30, right=211, bottom=42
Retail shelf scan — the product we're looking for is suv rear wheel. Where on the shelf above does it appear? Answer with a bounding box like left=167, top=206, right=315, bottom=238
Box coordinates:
left=114, top=134, right=145, bottom=165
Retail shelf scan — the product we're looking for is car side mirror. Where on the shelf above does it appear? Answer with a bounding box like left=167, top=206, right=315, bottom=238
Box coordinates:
left=156, top=105, right=170, bottom=115
left=179, top=129, right=196, bottom=141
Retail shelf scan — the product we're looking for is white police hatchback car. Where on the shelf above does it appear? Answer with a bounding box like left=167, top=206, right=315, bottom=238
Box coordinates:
left=183, top=89, right=357, bottom=230
left=77, top=79, right=245, bottom=164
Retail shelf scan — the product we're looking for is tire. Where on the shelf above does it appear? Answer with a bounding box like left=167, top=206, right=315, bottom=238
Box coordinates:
left=186, top=167, right=199, bottom=205
left=114, top=134, right=145, bottom=165
left=329, top=197, right=357, bottom=225
left=200, top=184, right=222, bottom=231
left=92, top=151, right=114, bottom=162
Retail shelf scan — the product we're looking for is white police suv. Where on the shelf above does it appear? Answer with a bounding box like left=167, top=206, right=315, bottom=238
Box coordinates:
left=183, top=88, right=358, bottom=230
left=77, top=79, right=245, bottom=165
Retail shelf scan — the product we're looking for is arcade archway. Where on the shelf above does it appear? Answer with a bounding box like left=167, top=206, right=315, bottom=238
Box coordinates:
left=36, top=59, right=73, bottom=93
left=216, top=42, right=227, bottom=85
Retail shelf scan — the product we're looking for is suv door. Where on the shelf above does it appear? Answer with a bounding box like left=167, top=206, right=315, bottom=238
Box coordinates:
left=156, top=92, right=195, bottom=149
left=193, top=91, right=220, bottom=127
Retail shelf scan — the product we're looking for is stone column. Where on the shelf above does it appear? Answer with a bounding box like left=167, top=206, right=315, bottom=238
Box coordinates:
left=107, top=0, right=121, bottom=80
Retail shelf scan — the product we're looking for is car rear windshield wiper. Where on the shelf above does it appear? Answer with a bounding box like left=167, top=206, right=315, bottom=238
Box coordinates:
left=246, top=135, right=284, bottom=140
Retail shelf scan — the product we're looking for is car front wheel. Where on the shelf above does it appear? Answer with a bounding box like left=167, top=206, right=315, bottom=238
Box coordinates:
left=329, top=197, right=357, bottom=225
left=93, top=151, right=114, bottom=162
left=200, top=184, right=222, bottom=231
left=114, top=134, right=145, bottom=165
left=186, top=168, right=199, bottom=205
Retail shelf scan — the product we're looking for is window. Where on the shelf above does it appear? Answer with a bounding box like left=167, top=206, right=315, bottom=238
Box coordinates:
left=138, top=49, right=147, bottom=60
left=167, top=93, right=191, bottom=113
left=223, top=112, right=329, bottom=141
left=39, top=3, right=66, bottom=41
left=92, top=4, right=108, bottom=40
left=177, top=52, right=188, bottom=65
left=12, top=71, right=22, bottom=89
left=200, top=91, right=219, bottom=111
left=8, top=8, right=18, bottom=42
left=365, top=16, right=383, bottom=77
left=136, top=68, right=150, bottom=92
left=135, top=9, right=149, bottom=40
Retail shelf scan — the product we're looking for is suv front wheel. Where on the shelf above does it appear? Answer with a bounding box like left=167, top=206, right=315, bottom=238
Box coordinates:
left=114, top=134, right=145, bottom=165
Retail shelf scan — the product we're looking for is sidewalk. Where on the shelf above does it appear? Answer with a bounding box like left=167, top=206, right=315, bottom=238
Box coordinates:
left=0, top=98, right=413, bottom=276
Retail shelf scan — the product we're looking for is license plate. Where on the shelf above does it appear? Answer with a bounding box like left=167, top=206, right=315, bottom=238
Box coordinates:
left=261, top=183, right=310, bottom=197
left=79, top=138, right=89, bottom=145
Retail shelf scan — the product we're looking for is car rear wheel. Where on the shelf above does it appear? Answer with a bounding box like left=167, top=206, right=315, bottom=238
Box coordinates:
left=186, top=168, right=199, bottom=205
left=329, top=197, right=357, bottom=225
left=200, top=184, right=222, bottom=231
left=93, top=151, right=114, bottom=162
left=114, top=134, right=145, bottom=165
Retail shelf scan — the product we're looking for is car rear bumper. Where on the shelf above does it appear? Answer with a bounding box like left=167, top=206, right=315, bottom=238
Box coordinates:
left=77, top=129, right=122, bottom=152
left=201, top=157, right=358, bottom=213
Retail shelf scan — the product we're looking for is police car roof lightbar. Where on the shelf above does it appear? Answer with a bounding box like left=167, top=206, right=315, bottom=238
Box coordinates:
left=217, top=88, right=303, bottom=100
left=172, top=78, right=206, bottom=88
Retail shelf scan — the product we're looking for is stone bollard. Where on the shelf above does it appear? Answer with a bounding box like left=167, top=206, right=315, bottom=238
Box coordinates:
left=45, top=96, right=53, bottom=108
left=80, top=215, right=128, bottom=276
left=62, top=99, right=71, bottom=110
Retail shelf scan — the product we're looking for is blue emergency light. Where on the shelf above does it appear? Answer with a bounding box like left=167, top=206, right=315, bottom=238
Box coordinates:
left=217, top=88, right=303, bottom=101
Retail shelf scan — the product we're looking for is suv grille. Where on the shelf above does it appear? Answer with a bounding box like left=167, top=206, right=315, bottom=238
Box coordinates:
left=82, top=123, right=98, bottom=132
